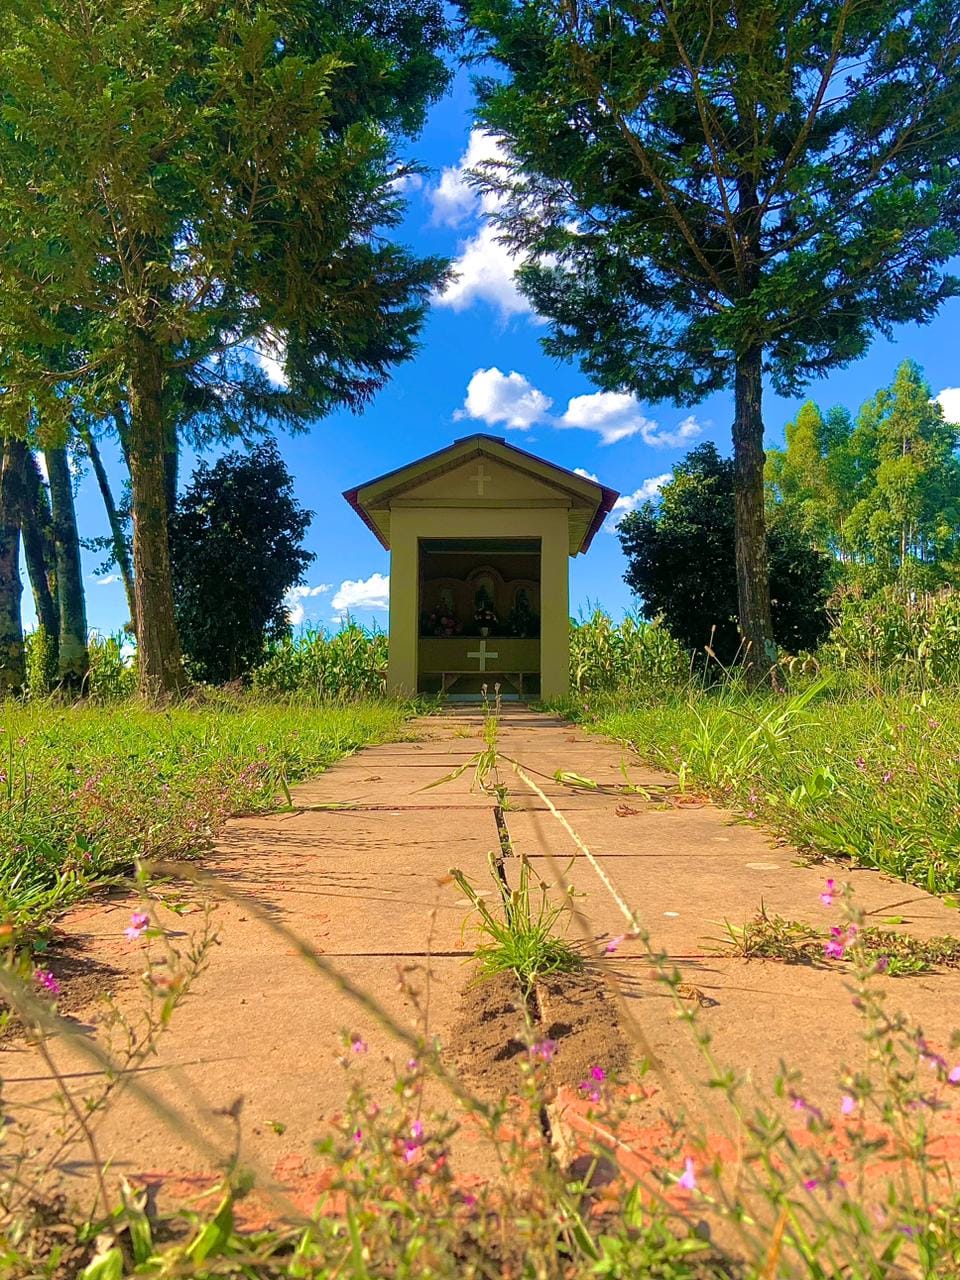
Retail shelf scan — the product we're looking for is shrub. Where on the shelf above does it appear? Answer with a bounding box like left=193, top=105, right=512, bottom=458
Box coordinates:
left=617, top=443, right=834, bottom=663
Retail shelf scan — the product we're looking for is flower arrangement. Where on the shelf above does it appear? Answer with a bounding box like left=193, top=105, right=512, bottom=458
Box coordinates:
left=508, top=593, right=539, bottom=638
left=423, top=608, right=460, bottom=637
left=474, top=605, right=499, bottom=636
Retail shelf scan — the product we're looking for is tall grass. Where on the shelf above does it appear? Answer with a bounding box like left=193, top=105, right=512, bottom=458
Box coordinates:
left=561, top=683, right=960, bottom=896
left=0, top=698, right=408, bottom=934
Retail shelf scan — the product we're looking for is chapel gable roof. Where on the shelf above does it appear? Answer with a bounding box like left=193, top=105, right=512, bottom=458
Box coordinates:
left=343, top=434, right=618, bottom=555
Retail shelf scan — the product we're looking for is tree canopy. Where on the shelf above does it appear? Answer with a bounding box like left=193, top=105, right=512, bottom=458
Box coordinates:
left=618, top=444, right=834, bottom=663
left=0, top=0, right=452, bottom=697
left=767, top=361, right=960, bottom=586
left=170, top=443, right=314, bottom=684
left=457, top=0, right=960, bottom=675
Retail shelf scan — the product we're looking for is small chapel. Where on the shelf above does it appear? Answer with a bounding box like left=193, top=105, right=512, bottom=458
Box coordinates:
left=344, top=435, right=618, bottom=700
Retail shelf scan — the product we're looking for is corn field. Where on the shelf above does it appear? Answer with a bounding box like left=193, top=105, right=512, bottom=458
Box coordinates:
left=253, top=623, right=389, bottom=699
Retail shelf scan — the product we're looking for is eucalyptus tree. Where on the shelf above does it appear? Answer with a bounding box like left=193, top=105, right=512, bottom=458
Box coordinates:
left=0, top=0, right=451, bottom=697
left=458, top=0, right=960, bottom=676
left=845, top=361, right=960, bottom=583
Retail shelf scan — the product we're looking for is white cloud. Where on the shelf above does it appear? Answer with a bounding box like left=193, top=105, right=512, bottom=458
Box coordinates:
left=574, top=467, right=599, bottom=482
left=390, top=170, right=424, bottom=194
left=92, top=573, right=121, bottom=586
left=560, top=392, right=655, bottom=445
left=284, top=583, right=331, bottom=626
left=935, top=387, right=960, bottom=424
left=456, top=368, right=705, bottom=447
left=429, top=130, right=507, bottom=227
left=435, top=222, right=534, bottom=318
left=429, top=130, right=537, bottom=319
left=252, top=329, right=288, bottom=389
left=457, top=367, right=553, bottom=431
left=331, top=572, right=390, bottom=616
left=604, top=474, right=672, bottom=530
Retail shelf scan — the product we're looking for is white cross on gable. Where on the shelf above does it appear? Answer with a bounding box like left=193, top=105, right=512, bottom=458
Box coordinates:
left=466, top=639, right=499, bottom=672
left=473, top=462, right=491, bottom=496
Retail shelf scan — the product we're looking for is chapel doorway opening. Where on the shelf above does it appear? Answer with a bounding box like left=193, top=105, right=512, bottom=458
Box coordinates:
left=417, top=537, right=542, bottom=698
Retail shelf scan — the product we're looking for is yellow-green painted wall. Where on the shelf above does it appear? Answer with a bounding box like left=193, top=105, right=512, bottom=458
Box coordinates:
left=387, top=506, right=570, bottom=699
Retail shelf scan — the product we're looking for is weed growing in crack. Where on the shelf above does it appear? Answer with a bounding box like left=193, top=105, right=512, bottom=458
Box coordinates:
left=451, top=856, right=584, bottom=995
left=719, top=902, right=960, bottom=976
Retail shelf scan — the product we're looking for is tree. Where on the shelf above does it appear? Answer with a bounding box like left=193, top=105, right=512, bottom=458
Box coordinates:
left=44, top=445, right=89, bottom=689
left=458, top=0, right=960, bottom=678
left=767, top=362, right=960, bottom=585
left=17, top=446, right=59, bottom=659
left=169, top=443, right=314, bottom=684
left=618, top=444, right=833, bottom=663
left=0, top=0, right=451, bottom=698
left=844, top=361, right=960, bottom=584
left=0, top=440, right=25, bottom=692
left=766, top=402, right=858, bottom=558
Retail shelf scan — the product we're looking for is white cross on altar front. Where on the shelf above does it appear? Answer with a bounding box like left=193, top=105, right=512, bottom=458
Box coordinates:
left=467, top=640, right=499, bottom=672
left=473, top=463, right=491, bottom=496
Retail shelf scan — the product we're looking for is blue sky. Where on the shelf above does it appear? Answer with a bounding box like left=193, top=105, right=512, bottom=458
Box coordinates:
left=49, top=67, right=960, bottom=637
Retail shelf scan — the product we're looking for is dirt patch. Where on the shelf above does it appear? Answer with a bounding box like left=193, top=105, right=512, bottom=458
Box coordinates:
left=450, top=967, right=631, bottom=1098
left=1, top=937, right=121, bottom=1042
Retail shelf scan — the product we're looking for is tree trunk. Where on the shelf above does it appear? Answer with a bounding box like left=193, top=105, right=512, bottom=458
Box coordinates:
left=127, top=332, right=186, bottom=699
left=45, top=445, right=89, bottom=691
left=17, top=444, right=60, bottom=649
left=732, top=345, right=776, bottom=681
left=164, top=422, right=178, bottom=519
left=0, top=439, right=25, bottom=695
left=79, top=423, right=137, bottom=626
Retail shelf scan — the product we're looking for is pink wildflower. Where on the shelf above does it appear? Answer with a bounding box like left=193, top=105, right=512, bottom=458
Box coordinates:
left=124, top=912, right=150, bottom=941
left=578, top=1080, right=602, bottom=1103
left=410, top=1120, right=424, bottom=1141
left=351, top=1038, right=368, bottom=1054
left=406, top=1058, right=419, bottom=1073
left=804, top=1178, right=819, bottom=1191
left=919, top=1040, right=948, bottom=1072
left=605, top=934, right=626, bottom=955
left=530, top=1039, right=558, bottom=1063
left=841, top=1094, right=856, bottom=1115
left=353, top=1128, right=362, bottom=1144
left=461, top=1192, right=477, bottom=1208
left=34, top=968, right=60, bottom=997
left=882, top=771, right=894, bottom=784
left=819, top=879, right=836, bottom=907
left=590, top=1065, right=606, bottom=1082
left=677, top=1158, right=696, bottom=1191
left=949, top=1066, right=960, bottom=1085
left=824, top=924, right=857, bottom=960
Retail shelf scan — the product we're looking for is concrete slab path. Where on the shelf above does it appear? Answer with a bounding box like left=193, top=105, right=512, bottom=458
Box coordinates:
left=4, top=706, right=960, bottom=1222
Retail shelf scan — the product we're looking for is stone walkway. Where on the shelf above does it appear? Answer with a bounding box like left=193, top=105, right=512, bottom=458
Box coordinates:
left=4, top=707, right=960, bottom=1221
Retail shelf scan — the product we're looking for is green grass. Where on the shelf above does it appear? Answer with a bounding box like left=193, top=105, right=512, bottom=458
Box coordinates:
left=553, top=683, right=960, bottom=898
left=1, top=697, right=409, bottom=933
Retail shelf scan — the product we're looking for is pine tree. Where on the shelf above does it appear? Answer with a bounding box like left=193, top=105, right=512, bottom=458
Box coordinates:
left=458, top=0, right=960, bottom=677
